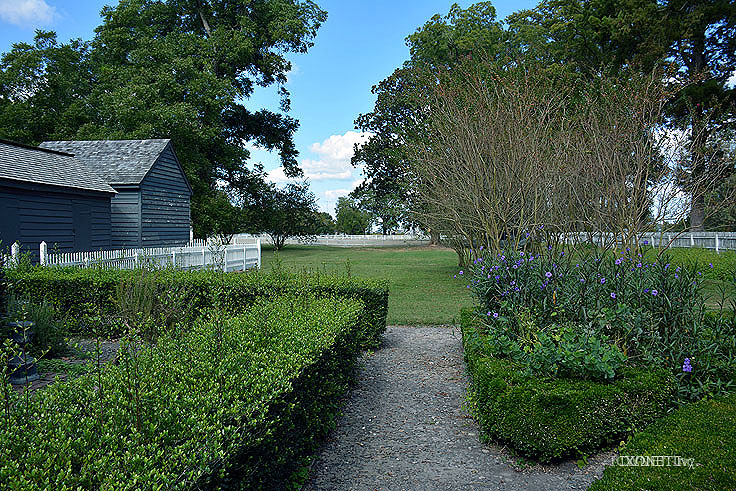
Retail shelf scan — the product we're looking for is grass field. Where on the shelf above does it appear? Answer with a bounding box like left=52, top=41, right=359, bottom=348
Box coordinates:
left=260, top=244, right=736, bottom=325
left=260, top=245, right=472, bottom=325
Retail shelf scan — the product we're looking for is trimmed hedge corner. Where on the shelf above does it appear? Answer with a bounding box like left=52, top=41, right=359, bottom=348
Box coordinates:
left=461, top=310, right=676, bottom=462
left=1, top=295, right=364, bottom=489
left=589, top=392, right=736, bottom=490
left=5, top=267, right=389, bottom=349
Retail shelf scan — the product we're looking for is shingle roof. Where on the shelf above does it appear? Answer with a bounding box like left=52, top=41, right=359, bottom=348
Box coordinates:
left=40, top=139, right=171, bottom=185
left=0, top=140, right=116, bottom=194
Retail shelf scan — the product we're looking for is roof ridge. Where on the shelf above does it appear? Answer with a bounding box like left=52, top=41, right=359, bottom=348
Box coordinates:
left=0, top=139, right=75, bottom=157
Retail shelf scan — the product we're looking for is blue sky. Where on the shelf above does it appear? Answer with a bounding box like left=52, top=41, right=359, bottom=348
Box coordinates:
left=0, top=0, right=537, bottom=214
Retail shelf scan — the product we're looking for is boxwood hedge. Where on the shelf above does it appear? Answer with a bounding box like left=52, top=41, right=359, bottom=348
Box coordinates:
left=590, top=392, right=736, bottom=490
left=461, top=310, right=676, bottom=462
left=1, top=295, right=364, bottom=489
left=5, top=266, right=389, bottom=349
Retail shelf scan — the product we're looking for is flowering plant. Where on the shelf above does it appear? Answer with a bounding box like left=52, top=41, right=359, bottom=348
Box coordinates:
left=461, top=247, right=736, bottom=400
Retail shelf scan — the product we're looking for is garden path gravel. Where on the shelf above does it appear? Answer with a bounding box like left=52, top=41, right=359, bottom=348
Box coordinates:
left=304, top=325, right=614, bottom=491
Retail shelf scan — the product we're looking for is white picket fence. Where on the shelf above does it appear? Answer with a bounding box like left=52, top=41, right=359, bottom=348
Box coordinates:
left=6, top=239, right=261, bottom=272
left=233, top=233, right=430, bottom=248
left=562, top=231, right=736, bottom=252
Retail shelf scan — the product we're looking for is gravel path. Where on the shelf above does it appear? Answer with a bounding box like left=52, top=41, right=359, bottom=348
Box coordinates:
left=304, top=326, right=613, bottom=491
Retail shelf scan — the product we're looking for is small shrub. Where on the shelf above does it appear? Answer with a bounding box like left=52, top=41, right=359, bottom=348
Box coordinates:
left=462, top=310, right=675, bottom=462
left=0, top=295, right=365, bottom=489
left=5, top=267, right=389, bottom=349
left=590, top=392, right=736, bottom=490
left=25, top=299, right=66, bottom=356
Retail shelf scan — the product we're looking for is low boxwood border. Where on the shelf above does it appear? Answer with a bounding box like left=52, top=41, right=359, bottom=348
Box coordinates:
left=461, top=310, right=676, bottom=462
left=590, top=392, right=736, bottom=490
left=5, top=267, right=389, bottom=349
left=1, top=295, right=364, bottom=489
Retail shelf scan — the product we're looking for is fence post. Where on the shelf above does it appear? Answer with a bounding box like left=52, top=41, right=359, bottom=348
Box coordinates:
left=39, top=241, right=47, bottom=266
left=84, top=256, right=90, bottom=268
left=690, top=233, right=695, bottom=247
left=11, top=242, right=19, bottom=265
left=172, top=250, right=177, bottom=268
left=256, top=239, right=261, bottom=269
left=134, top=252, right=139, bottom=267
left=202, top=247, right=206, bottom=269
left=222, top=247, right=228, bottom=272
left=715, top=233, right=719, bottom=253
left=242, top=245, right=247, bottom=271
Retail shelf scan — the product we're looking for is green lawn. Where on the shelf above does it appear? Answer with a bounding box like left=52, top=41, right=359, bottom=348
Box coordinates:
left=258, top=244, right=735, bottom=324
left=260, top=245, right=472, bottom=325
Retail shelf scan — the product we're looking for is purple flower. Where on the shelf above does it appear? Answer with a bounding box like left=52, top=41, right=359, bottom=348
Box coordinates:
left=453, top=275, right=457, bottom=279
left=637, top=262, right=642, bottom=268
left=644, top=288, right=649, bottom=293
left=600, top=277, right=606, bottom=284
left=487, top=311, right=492, bottom=316
left=611, top=292, right=616, bottom=299
left=459, top=270, right=464, bottom=275
left=493, top=312, right=499, bottom=318
left=643, top=239, right=649, bottom=245
left=615, top=258, right=622, bottom=265
left=545, top=271, right=552, bottom=278
left=709, top=262, right=714, bottom=269
left=580, top=278, right=585, bottom=283
left=683, top=358, right=692, bottom=373
left=651, top=289, right=658, bottom=296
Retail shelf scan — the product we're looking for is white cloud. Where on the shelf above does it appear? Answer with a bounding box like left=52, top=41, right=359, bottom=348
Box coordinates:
left=0, top=0, right=56, bottom=28
left=266, top=167, right=290, bottom=184
left=310, top=131, right=369, bottom=162
left=728, top=70, right=736, bottom=88
left=265, top=130, right=371, bottom=184
left=302, top=130, right=370, bottom=181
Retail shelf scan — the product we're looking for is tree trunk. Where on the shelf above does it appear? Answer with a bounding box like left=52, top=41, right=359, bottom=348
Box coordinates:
left=429, top=229, right=440, bottom=246
left=690, top=194, right=705, bottom=231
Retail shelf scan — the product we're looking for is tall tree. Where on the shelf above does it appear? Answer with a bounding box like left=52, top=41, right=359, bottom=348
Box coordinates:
left=352, top=2, right=507, bottom=237
left=255, top=182, right=318, bottom=250
left=0, top=0, right=327, bottom=237
left=335, top=197, right=372, bottom=235
left=507, top=0, right=736, bottom=230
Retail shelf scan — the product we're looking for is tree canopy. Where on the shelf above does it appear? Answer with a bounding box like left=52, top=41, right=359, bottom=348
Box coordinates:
left=0, top=0, right=327, bottom=237
left=355, top=0, right=736, bottom=234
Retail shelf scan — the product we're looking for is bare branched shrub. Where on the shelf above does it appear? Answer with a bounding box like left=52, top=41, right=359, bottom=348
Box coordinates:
left=409, top=59, right=729, bottom=264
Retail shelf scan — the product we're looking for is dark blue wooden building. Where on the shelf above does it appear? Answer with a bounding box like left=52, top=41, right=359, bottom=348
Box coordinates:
left=0, top=140, right=116, bottom=258
left=41, top=139, right=193, bottom=248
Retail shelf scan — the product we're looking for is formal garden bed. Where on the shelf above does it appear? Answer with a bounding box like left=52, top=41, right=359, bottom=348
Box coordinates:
left=459, top=245, right=736, bottom=475
left=0, top=265, right=389, bottom=489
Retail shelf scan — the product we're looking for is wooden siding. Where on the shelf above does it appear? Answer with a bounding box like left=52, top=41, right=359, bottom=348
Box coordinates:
left=0, top=183, right=111, bottom=260
left=110, top=189, right=141, bottom=248
left=140, top=145, right=191, bottom=247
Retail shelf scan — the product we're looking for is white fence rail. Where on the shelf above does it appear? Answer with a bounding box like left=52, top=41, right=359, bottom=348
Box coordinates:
left=562, top=232, right=736, bottom=252
left=233, top=233, right=430, bottom=248
left=6, top=240, right=261, bottom=272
